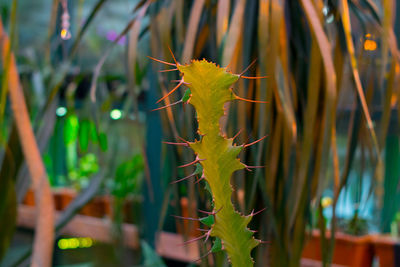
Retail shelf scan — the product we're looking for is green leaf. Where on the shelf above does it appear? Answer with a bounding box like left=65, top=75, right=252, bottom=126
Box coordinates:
left=211, top=237, right=222, bottom=253
left=112, top=154, right=144, bottom=198
left=193, top=163, right=203, bottom=175
left=182, top=88, right=191, bottom=102
left=64, top=115, right=79, bottom=145
left=141, top=240, right=166, bottom=267
left=79, top=119, right=90, bottom=152
left=199, top=215, right=214, bottom=227
left=98, top=132, right=108, bottom=151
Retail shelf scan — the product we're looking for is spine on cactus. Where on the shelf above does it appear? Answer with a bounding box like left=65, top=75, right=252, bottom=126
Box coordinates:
left=151, top=54, right=266, bottom=267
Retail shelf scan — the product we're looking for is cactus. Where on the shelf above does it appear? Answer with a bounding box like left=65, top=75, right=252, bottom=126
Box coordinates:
left=151, top=54, right=266, bottom=267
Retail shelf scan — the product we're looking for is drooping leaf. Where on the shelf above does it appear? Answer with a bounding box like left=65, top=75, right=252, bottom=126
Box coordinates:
left=79, top=119, right=90, bottom=152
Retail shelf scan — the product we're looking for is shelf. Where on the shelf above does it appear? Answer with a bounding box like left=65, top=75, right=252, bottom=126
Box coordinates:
left=17, top=205, right=199, bottom=262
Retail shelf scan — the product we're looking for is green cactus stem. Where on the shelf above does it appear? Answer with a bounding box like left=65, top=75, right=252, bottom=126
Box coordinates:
left=153, top=57, right=266, bottom=267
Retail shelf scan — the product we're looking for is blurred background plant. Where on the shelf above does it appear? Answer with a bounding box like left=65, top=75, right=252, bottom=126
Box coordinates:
left=0, top=0, right=399, bottom=266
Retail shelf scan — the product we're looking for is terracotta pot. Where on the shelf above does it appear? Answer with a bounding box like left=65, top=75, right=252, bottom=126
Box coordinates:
left=52, top=188, right=107, bottom=218
left=54, top=187, right=76, bottom=211
left=80, top=197, right=107, bottom=218
left=371, top=234, right=399, bottom=267
left=302, top=230, right=374, bottom=267
left=23, top=188, right=61, bottom=208
left=22, top=189, right=35, bottom=206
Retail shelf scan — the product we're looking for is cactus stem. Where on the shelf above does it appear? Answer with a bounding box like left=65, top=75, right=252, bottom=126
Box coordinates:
left=156, top=79, right=185, bottom=103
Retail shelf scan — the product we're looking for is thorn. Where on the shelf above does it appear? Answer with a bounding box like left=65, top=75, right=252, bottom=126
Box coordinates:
left=156, top=79, right=184, bottom=104
left=240, top=75, right=268, bottom=80
left=232, top=129, right=243, bottom=141
left=196, top=228, right=210, bottom=232
left=151, top=100, right=182, bottom=111
left=170, top=172, right=197, bottom=184
left=245, top=165, right=265, bottom=171
left=259, top=240, right=271, bottom=244
left=235, top=95, right=268, bottom=104
left=198, top=206, right=223, bottom=215
left=250, top=230, right=258, bottom=233
left=203, top=230, right=211, bottom=243
left=239, top=59, right=258, bottom=77
left=178, top=158, right=205, bottom=168
left=171, top=215, right=199, bottom=221
left=159, top=68, right=178, bottom=73
left=194, top=175, right=205, bottom=184
left=162, top=141, right=189, bottom=147
left=198, top=209, right=214, bottom=215
left=175, top=136, right=192, bottom=146
left=147, top=56, right=176, bottom=66
left=178, top=234, right=207, bottom=246
left=193, top=249, right=212, bottom=263
left=167, top=45, right=179, bottom=66
left=243, top=135, right=268, bottom=148
left=171, top=79, right=190, bottom=85
left=250, top=207, right=267, bottom=217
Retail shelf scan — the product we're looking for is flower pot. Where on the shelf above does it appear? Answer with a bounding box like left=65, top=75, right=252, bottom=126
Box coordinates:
left=302, top=230, right=374, bottom=267
left=53, top=187, right=107, bottom=218
left=23, top=188, right=61, bottom=208
left=54, top=187, right=76, bottom=211
left=371, top=234, right=399, bottom=267
left=22, top=188, right=35, bottom=206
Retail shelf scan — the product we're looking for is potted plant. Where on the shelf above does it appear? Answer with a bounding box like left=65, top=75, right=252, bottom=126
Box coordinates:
left=369, top=212, right=400, bottom=267
left=303, top=210, right=374, bottom=267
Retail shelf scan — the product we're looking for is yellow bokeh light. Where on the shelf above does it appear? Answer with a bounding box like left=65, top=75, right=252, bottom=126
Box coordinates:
left=58, top=239, right=68, bottom=250
left=364, top=39, right=377, bottom=51
left=321, top=196, right=333, bottom=208
left=60, top=29, right=71, bottom=40
left=58, top=237, right=94, bottom=250
left=61, top=29, right=68, bottom=38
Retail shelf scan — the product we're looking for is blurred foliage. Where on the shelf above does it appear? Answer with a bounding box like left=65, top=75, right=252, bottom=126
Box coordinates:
left=112, top=153, right=144, bottom=198
left=338, top=212, right=369, bottom=236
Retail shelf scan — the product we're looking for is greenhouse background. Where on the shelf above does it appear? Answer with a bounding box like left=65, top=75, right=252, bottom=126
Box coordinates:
left=0, top=0, right=400, bottom=266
